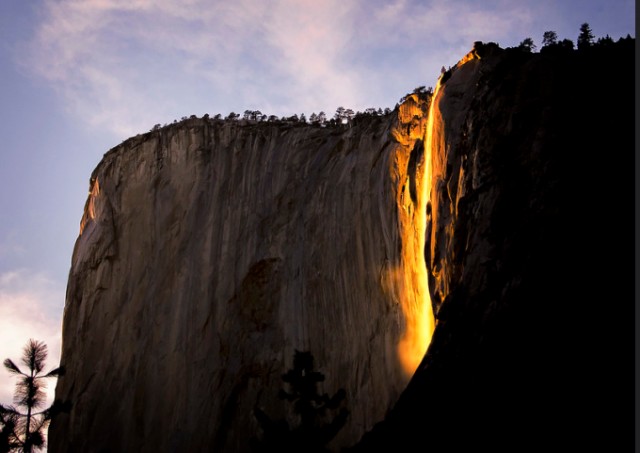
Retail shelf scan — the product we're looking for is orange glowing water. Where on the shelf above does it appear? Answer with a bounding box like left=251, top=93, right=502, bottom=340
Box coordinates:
left=397, top=79, right=443, bottom=376
left=80, top=178, right=100, bottom=235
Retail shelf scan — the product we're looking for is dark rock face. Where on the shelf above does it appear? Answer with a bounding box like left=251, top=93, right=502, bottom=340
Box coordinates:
left=353, top=40, right=635, bottom=452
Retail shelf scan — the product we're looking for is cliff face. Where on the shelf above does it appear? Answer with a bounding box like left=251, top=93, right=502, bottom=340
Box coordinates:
left=354, top=40, right=635, bottom=452
left=49, top=97, right=434, bottom=451
left=50, top=39, right=635, bottom=452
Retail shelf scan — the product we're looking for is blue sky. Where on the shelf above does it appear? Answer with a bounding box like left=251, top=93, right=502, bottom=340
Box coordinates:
left=0, top=0, right=635, bottom=406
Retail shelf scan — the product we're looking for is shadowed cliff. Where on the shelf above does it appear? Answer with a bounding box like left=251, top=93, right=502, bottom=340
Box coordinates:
left=352, top=39, right=635, bottom=452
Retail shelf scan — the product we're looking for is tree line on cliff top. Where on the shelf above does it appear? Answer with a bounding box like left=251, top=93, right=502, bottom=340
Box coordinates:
left=149, top=104, right=397, bottom=133
left=516, top=22, right=632, bottom=54
left=148, top=83, right=432, bottom=134
left=146, top=22, right=632, bottom=136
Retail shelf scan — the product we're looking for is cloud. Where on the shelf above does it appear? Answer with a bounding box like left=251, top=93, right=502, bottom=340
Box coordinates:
left=0, top=270, right=63, bottom=409
left=29, top=0, right=364, bottom=124
left=28, top=0, right=239, bottom=138
left=23, top=0, right=540, bottom=140
left=258, top=1, right=361, bottom=113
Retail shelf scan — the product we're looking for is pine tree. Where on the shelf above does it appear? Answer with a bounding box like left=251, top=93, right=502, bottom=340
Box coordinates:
left=0, top=340, right=66, bottom=452
left=577, top=22, right=595, bottom=50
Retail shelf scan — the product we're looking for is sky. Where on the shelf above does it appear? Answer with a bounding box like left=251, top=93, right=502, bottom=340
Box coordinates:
left=0, top=0, right=635, bottom=414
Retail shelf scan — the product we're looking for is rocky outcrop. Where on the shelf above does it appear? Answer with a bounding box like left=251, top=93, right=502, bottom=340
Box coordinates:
left=49, top=97, right=434, bottom=451
left=353, top=40, right=635, bottom=452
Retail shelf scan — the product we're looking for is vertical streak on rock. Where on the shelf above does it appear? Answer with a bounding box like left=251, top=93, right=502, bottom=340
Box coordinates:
left=390, top=94, right=435, bottom=377
left=424, top=75, right=449, bottom=317
left=79, top=178, right=100, bottom=235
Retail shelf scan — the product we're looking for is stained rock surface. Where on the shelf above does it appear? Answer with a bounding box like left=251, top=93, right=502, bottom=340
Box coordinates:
left=49, top=96, right=433, bottom=452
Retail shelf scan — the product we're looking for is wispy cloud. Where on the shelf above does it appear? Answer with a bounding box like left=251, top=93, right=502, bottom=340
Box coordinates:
left=351, top=0, right=534, bottom=77
left=257, top=0, right=362, bottom=114
left=23, top=0, right=539, bottom=140
left=0, top=270, right=63, bottom=408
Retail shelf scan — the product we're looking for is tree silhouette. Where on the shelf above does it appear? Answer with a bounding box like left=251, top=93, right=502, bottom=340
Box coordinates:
left=578, top=22, right=595, bottom=50
left=542, top=30, right=558, bottom=48
left=559, top=38, right=575, bottom=50
left=596, top=34, right=615, bottom=47
left=344, top=109, right=355, bottom=123
left=252, top=350, right=349, bottom=453
left=518, top=37, right=536, bottom=52
left=0, top=340, right=66, bottom=453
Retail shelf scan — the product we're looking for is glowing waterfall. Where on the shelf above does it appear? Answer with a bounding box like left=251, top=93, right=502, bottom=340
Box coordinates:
left=80, top=178, right=100, bottom=235
left=397, top=79, right=443, bottom=376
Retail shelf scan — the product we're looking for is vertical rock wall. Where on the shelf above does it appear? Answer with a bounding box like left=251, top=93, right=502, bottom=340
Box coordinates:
left=49, top=101, right=433, bottom=452
left=353, top=40, right=635, bottom=452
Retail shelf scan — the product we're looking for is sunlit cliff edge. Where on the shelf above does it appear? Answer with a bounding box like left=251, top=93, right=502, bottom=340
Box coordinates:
left=50, top=84, right=435, bottom=451
left=49, top=38, right=635, bottom=453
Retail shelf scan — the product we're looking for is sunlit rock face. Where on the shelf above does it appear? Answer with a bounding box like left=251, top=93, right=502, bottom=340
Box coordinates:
left=48, top=102, right=433, bottom=452
left=353, top=40, right=635, bottom=452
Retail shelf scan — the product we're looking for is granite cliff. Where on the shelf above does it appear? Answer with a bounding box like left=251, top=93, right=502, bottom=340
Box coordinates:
left=49, top=39, right=634, bottom=452
left=49, top=85, right=433, bottom=451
